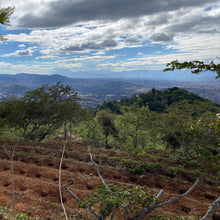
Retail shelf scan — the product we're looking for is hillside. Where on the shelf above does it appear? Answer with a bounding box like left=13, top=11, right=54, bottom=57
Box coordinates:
left=0, top=138, right=219, bottom=219
left=0, top=73, right=219, bottom=107
left=96, top=87, right=214, bottom=113
left=0, top=80, right=219, bottom=219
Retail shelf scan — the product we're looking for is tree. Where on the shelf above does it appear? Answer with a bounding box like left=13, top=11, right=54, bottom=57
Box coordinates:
left=115, top=105, right=155, bottom=149
left=96, top=109, right=117, bottom=149
left=163, top=60, right=220, bottom=79
left=163, top=59, right=220, bottom=217
left=0, top=82, right=80, bottom=142
left=158, top=99, right=220, bottom=158
left=0, top=7, right=15, bottom=41
left=63, top=146, right=201, bottom=220
left=77, top=118, right=105, bottom=146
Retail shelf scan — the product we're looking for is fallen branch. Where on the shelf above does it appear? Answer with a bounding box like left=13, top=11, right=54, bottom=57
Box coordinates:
left=128, top=178, right=201, bottom=220
left=200, top=197, right=220, bottom=220
left=64, top=177, right=103, bottom=220
left=88, top=146, right=110, bottom=192
left=64, top=146, right=203, bottom=220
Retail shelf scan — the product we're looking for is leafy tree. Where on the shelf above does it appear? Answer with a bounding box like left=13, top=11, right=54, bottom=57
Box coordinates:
left=96, top=87, right=207, bottom=114
left=115, top=105, right=155, bottom=149
left=0, top=82, right=79, bottom=142
left=0, top=7, right=15, bottom=40
left=64, top=107, right=93, bottom=144
left=158, top=100, right=220, bottom=158
left=77, top=119, right=105, bottom=146
left=163, top=60, right=220, bottom=79
left=96, top=109, right=117, bottom=149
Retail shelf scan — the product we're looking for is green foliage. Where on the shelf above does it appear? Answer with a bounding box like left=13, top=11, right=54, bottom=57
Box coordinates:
left=96, top=87, right=207, bottom=114
left=0, top=207, right=32, bottom=220
left=0, top=7, right=14, bottom=25
left=164, top=165, right=184, bottom=178
left=0, top=206, right=10, bottom=219
left=0, top=7, right=15, bottom=41
left=122, top=157, right=186, bottom=177
left=115, top=105, right=155, bottom=149
left=77, top=109, right=118, bottom=148
left=77, top=119, right=105, bottom=146
left=158, top=99, right=220, bottom=158
left=80, top=183, right=155, bottom=218
left=96, top=109, right=117, bottom=148
left=164, top=60, right=220, bottom=79
left=16, top=213, right=32, bottom=220
left=0, top=82, right=80, bottom=142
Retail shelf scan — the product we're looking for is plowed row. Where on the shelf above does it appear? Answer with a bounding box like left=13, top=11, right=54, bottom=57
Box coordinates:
left=0, top=140, right=219, bottom=219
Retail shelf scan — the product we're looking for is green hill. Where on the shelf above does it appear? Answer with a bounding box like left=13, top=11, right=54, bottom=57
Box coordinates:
left=96, top=87, right=217, bottom=113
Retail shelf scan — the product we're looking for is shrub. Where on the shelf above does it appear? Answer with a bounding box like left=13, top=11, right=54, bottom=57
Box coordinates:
left=0, top=207, right=32, bottom=220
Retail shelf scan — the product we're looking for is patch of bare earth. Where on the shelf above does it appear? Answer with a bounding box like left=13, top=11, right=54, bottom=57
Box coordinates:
left=0, top=140, right=219, bottom=219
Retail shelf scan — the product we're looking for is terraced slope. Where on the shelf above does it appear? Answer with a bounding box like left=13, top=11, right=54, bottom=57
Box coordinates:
left=0, top=140, right=219, bottom=219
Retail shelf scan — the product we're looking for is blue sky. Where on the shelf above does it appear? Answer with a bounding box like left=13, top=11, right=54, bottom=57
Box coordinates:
left=0, top=0, right=220, bottom=79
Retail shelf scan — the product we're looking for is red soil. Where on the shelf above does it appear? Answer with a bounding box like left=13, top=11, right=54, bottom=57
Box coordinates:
left=0, top=140, right=219, bottom=220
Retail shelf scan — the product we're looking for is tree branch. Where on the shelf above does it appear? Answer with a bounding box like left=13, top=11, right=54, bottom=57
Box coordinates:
left=129, top=178, right=201, bottom=220
left=156, top=178, right=201, bottom=208
left=200, top=197, right=220, bottom=220
left=88, top=146, right=110, bottom=192
left=59, top=144, right=68, bottom=220
left=64, top=177, right=103, bottom=220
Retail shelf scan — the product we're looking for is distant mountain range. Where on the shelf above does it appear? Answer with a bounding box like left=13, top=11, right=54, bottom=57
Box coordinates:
left=0, top=73, right=219, bottom=108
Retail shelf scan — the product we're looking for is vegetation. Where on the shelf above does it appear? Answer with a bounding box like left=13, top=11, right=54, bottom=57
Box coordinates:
left=0, top=82, right=81, bottom=142
left=79, top=87, right=220, bottom=163
left=64, top=146, right=201, bottom=220
left=163, top=60, right=220, bottom=79
left=0, top=206, right=32, bottom=219
left=0, top=6, right=15, bottom=41
left=0, top=75, right=219, bottom=218
left=96, top=87, right=208, bottom=114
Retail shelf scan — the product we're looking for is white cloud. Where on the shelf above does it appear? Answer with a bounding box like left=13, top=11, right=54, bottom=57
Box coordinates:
left=18, top=44, right=25, bottom=48
left=1, top=47, right=36, bottom=57
left=0, top=61, right=53, bottom=75
left=1, top=0, right=220, bottom=75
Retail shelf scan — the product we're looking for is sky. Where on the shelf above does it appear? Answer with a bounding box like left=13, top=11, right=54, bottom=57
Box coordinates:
left=0, top=0, right=220, bottom=80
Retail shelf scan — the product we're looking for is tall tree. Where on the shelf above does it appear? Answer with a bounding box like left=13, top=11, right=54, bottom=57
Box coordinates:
left=158, top=100, right=220, bottom=158
left=115, top=105, right=155, bottom=149
left=96, top=109, right=117, bottom=149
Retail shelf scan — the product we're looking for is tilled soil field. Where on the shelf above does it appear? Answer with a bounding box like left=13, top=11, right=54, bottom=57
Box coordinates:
left=0, top=140, right=219, bottom=220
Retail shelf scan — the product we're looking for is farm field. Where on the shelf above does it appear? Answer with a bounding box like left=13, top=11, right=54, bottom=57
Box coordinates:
left=0, top=138, right=219, bottom=220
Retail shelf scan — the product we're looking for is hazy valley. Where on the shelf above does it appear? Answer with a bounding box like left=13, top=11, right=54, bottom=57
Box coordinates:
left=0, top=73, right=219, bottom=108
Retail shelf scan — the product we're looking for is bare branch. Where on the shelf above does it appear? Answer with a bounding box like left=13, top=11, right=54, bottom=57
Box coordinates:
left=122, top=202, right=131, bottom=220
left=200, top=197, right=220, bottom=220
left=156, top=178, right=201, bottom=208
left=64, top=177, right=103, bottom=220
left=88, top=146, right=110, bottom=192
left=64, top=177, right=81, bottom=203
left=59, top=144, right=68, bottom=220
left=2, top=143, right=16, bottom=219
left=110, top=206, right=117, bottom=220
left=152, top=189, right=163, bottom=205
left=129, top=178, right=201, bottom=220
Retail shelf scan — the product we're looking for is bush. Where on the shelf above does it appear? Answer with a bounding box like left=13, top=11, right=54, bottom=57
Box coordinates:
left=0, top=207, right=32, bottom=220
left=164, top=165, right=184, bottom=178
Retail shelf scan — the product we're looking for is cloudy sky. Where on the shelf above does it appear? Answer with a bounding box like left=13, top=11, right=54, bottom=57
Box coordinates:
left=0, top=0, right=220, bottom=79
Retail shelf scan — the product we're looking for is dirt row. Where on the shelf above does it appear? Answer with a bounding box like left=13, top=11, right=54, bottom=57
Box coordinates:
left=0, top=141, right=219, bottom=219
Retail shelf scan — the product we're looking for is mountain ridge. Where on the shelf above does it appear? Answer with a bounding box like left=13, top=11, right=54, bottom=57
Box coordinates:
left=0, top=73, right=219, bottom=107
